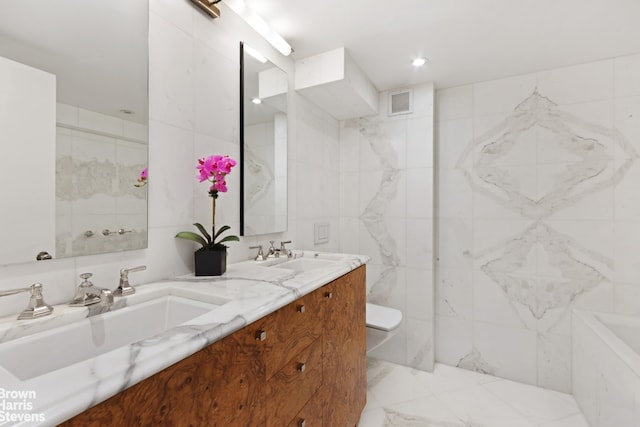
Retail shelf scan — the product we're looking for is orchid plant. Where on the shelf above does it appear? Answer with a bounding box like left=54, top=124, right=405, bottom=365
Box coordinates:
left=134, top=167, right=148, bottom=187
left=175, top=155, right=240, bottom=251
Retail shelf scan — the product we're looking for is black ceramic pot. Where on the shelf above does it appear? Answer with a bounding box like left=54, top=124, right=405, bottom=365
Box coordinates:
left=194, top=248, right=227, bottom=276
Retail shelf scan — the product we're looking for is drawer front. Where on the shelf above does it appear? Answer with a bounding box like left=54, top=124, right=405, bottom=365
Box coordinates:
left=286, top=389, right=324, bottom=427
left=253, top=291, right=324, bottom=378
left=266, top=337, right=323, bottom=427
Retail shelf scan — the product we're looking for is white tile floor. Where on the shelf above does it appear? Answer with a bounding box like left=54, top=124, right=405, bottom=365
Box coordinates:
left=358, top=359, right=589, bottom=427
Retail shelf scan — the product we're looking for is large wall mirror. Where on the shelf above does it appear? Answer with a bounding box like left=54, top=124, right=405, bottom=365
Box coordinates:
left=0, top=0, right=148, bottom=265
left=240, top=42, right=288, bottom=236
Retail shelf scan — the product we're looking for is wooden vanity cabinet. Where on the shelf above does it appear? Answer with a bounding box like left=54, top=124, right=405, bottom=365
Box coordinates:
left=321, top=265, right=367, bottom=426
left=61, top=265, right=366, bottom=427
left=60, top=324, right=267, bottom=427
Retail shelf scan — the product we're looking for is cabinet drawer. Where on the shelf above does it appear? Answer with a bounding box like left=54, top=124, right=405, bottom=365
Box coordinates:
left=287, top=390, right=324, bottom=427
left=266, top=337, right=323, bottom=427
left=253, top=291, right=323, bottom=378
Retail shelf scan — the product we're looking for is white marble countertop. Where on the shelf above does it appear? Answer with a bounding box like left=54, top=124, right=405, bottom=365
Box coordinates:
left=0, top=251, right=368, bottom=426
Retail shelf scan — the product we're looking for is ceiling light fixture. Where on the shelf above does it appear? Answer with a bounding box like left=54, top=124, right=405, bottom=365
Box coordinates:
left=225, top=0, right=292, bottom=56
left=244, top=45, right=268, bottom=63
left=189, top=0, right=221, bottom=19
left=251, top=97, right=262, bottom=104
left=412, top=57, right=428, bottom=67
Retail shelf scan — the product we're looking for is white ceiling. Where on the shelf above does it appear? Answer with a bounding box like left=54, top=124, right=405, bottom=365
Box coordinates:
left=245, top=0, right=640, bottom=91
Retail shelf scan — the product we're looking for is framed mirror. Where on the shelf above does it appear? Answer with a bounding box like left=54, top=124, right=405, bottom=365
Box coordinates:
left=0, top=0, right=148, bottom=265
left=240, top=42, right=288, bottom=236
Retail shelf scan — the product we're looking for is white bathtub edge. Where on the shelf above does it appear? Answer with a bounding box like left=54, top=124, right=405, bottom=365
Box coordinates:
left=572, top=309, right=640, bottom=379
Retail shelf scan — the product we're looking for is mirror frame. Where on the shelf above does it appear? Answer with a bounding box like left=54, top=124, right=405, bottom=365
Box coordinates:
left=240, top=41, right=246, bottom=235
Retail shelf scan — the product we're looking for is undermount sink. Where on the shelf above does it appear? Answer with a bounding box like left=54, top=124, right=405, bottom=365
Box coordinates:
left=272, top=258, right=336, bottom=272
left=0, top=295, right=222, bottom=380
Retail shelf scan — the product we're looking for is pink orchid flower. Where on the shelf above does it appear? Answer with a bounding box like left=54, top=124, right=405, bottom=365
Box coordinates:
left=197, top=155, right=236, bottom=196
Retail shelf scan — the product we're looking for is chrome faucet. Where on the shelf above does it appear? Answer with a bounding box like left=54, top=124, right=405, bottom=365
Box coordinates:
left=69, top=273, right=113, bottom=308
left=0, top=283, right=53, bottom=320
left=279, top=241, right=293, bottom=258
left=265, top=240, right=293, bottom=259
left=249, top=245, right=266, bottom=261
left=266, top=240, right=279, bottom=258
left=114, top=265, right=146, bottom=296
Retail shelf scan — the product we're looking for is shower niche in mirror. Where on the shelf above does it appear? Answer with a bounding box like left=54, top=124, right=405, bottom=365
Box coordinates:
left=240, top=42, right=288, bottom=236
left=0, top=0, right=148, bottom=264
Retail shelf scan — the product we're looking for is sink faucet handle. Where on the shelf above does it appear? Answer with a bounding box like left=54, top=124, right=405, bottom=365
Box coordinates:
left=280, top=241, right=293, bottom=258
left=79, top=272, right=94, bottom=286
left=266, top=241, right=279, bottom=258
left=114, top=265, right=146, bottom=297
left=249, top=245, right=266, bottom=261
left=0, top=283, right=54, bottom=320
left=121, top=265, right=146, bottom=276
left=23, top=283, right=54, bottom=319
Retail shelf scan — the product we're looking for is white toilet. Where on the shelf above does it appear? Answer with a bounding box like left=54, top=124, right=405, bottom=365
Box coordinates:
left=365, top=303, right=403, bottom=353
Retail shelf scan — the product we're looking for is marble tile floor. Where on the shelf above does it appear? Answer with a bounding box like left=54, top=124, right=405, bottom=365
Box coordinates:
left=358, top=359, right=588, bottom=427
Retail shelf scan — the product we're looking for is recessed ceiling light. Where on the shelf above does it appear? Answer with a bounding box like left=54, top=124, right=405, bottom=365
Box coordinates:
left=412, top=57, right=428, bottom=67
left=251, top=97, right=262, bottom=105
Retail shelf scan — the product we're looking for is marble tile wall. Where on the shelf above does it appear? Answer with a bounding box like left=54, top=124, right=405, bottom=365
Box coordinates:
left=291, top=94, right=342, bottom=252
left=0, top=1, right=338, bottom=318
left=243, top=113, right=288, bottom=235
left=55, top=104, right=148, bottom=258
left=243, top=121, right=277, bottom=234
left=339, top=83, right=435, bottom=371
left=435, top=52, right=640, bottom=392
left=572, top=311, right=640, bottom=427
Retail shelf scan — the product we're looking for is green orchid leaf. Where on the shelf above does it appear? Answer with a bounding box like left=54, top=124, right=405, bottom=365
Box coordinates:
left=193, top=222, right=212, bottom=244
left=217, top=235, right=240, bottom=245
left=175, top=231, right=208, bottom=249
left=212, top=225, right=232, bottom=242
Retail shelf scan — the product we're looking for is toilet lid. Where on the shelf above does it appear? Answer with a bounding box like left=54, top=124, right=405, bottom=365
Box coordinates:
left=366, top=303, right=402, bottom=332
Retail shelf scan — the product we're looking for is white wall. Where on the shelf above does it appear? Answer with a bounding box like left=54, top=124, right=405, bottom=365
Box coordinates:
left=339, top=83, right=435, bottom=371
left=0, top=0, right=339, bottom=319
left=435, top=52, right=640, bottom=392
left=0, top=56, right=56, bottom=265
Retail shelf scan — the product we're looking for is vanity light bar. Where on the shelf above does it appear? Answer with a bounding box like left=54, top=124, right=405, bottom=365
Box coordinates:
left=225, top=0, right=292, bottom=56
left=190, top=0, right=221, bottom=19
left=244, top=45, right=268, bottom=63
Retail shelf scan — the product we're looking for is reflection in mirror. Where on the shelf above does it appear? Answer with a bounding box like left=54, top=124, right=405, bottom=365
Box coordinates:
left=240, top=42, right=288, bottom=236
left=0, top=0, right=148, bottom=265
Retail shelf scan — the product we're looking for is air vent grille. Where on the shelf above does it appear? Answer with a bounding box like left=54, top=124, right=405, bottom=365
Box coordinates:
left=388, top=89, right=413, bottom=116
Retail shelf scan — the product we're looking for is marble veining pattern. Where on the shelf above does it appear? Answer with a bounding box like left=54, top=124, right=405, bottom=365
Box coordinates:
left=56, top=125, right=148, bottom=258
left=345, top=118, right=402, bottom=305
left=62, top=230, right=149, bottom=258
left=359, top=359, right=588, bottom=427
left=477, top=221, right=609, bottom=325
left=343, top=85, right=435, bottom=372
left=56, top=156, right=147, bottom=201
left=456, top=348, right=496, bottom=376
left=457, top=91, right=638, bottom=219
left=0, top=251, right=368, bottom=425
left=244, top=146, right=274, bottom=205
left=443, top=86, right=639, bottom=391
